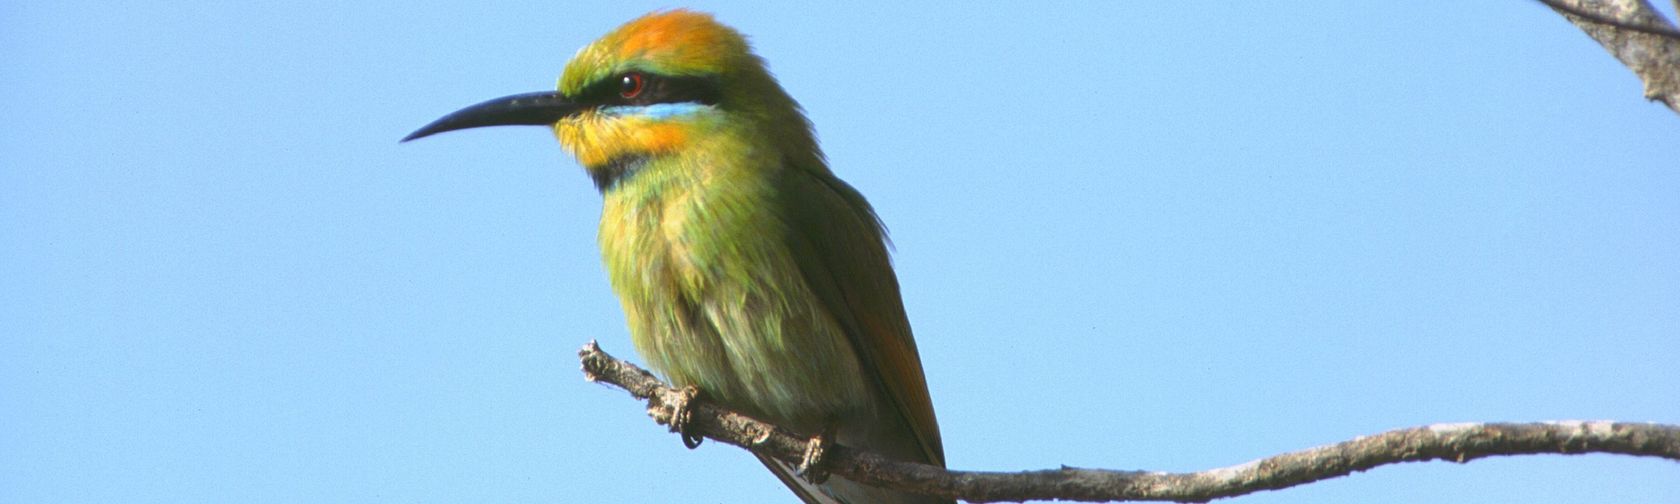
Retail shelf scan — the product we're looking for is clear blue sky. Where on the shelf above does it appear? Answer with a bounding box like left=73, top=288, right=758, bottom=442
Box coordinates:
left=3, top=1, right=1676, bottom=502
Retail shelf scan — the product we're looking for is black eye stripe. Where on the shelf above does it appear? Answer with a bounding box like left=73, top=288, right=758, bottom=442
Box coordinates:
left=580, top=72, right=721, bottom=108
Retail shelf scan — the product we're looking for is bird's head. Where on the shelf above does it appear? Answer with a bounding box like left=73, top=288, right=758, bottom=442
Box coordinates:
left=404, top=10, right=818, bottom=190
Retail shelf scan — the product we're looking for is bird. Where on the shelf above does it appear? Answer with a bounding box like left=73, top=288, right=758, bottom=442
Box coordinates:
left=402, top=10, right=948, bottom=504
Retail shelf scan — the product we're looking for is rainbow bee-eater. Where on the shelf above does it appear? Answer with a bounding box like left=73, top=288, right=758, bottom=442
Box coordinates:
left=403, top=10, right=947, bottom=504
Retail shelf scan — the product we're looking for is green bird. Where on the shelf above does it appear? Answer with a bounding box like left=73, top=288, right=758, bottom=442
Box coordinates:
left=403, top=10, right=948, bottom=504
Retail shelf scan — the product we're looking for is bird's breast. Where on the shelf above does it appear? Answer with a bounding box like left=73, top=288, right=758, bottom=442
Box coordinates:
left=594, top=167, right=875, bottom=432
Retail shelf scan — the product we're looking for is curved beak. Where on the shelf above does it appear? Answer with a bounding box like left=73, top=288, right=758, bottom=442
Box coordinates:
left=401, top=91, right=580, bottom=142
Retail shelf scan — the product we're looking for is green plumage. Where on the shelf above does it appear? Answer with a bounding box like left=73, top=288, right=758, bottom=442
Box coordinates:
left=405, top=10, right=947, bottom=503
left=593, top=97, right=946, bottom=504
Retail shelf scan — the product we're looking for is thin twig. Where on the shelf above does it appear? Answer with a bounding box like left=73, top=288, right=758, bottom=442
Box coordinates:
left=578, top=341, right=1680, bottom=503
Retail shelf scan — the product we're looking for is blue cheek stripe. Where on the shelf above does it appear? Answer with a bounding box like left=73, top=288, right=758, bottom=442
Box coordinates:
left=600, top=102, right=712, bottom=119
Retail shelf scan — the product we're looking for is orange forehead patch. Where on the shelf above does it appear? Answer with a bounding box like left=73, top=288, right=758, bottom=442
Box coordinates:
left=609, top=10, right=740, bottom=73
left=560, top=10, right=748, bottom=96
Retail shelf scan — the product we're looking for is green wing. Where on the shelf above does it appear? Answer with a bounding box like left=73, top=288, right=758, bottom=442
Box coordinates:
left=778, top=166, right=945, bottom=467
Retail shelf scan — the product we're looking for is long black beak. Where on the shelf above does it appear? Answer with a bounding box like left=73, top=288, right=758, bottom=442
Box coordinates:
left=401, top=91, right=580, bottom=142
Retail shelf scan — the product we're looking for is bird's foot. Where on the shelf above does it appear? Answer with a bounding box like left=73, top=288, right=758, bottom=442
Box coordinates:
left=665, top=385, right=705, bottom=449
left=795, top=431, right=832, bottom=485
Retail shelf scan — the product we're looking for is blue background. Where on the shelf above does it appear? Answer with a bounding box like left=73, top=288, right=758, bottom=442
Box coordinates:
left=4, top=1, right=1677, bottom=502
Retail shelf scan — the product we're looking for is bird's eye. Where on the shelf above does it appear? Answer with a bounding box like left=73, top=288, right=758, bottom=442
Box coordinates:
left=620, top=73, right=646, bottom=99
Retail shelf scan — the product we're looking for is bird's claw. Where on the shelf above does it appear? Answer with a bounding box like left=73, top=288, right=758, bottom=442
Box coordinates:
left=667, top=385, right=704, bottom=449
left=795, top=433, right=830, bottom=484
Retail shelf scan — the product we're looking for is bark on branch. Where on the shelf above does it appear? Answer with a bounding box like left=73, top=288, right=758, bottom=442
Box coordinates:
left=577, top=341, right=1680, bottom=503
left=1536, top=0, right=1680, bottom=113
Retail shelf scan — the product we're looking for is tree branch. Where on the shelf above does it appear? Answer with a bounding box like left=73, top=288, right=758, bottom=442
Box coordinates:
left=1534, top=0, right=1680, bottom=113
left=1538, top=0, right=1680, bottom=39
left=578, top=341, right=1680, bottom=503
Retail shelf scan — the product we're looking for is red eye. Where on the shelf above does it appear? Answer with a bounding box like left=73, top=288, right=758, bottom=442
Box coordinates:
left=619, top=73, right=646, bottom=99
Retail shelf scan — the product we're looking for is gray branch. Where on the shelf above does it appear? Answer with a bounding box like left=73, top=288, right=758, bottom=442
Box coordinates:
left=1536, top=0, right=1680, bottom=113
left=577, top=341, right=1680, bottom=503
